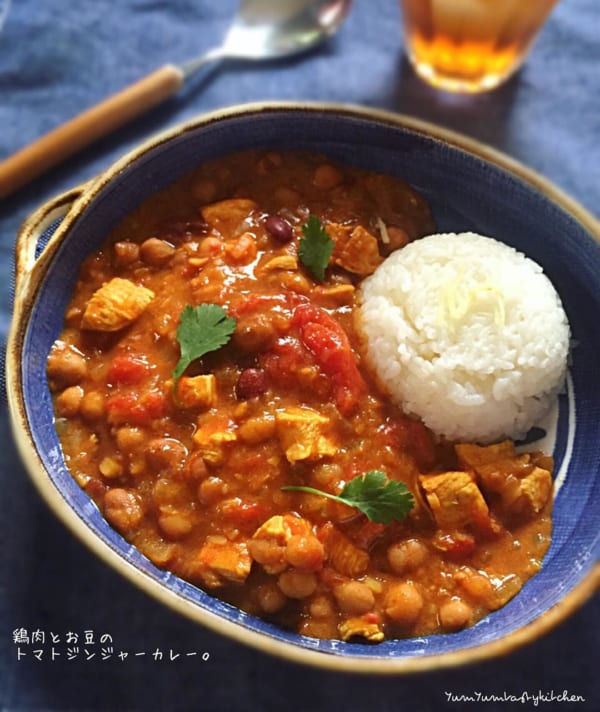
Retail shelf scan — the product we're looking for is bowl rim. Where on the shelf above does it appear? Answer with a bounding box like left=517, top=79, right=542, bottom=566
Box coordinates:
left=6, top=101, right=600, bottom=674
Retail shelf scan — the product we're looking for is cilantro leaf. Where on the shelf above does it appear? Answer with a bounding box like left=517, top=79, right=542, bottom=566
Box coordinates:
left=282, top=470, right=415, bottom=525
left=339, top=471, right=415, bottom=524
left=298, top=215, right=334, bottom=282
left=173, top=304, right=236, bottom=382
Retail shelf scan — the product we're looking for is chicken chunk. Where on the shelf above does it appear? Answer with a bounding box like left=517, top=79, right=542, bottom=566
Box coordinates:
left=477, top=460, right=552, bottom=518
left=339, top=615, right=384, bottom=643
left=195, top=537, right=252, bottom=588
left=419, top=471, right=493, bottom=533
left=330, top=224, right=383, bottom=276
left=253, top=514, right=311, bottom=543
left=474, top=454, right=531, bottom=499
left=224, top=233, right=257, bottom=265
left=261, top=255, right=298, bottom=272
left=519, top=467, right=552, bottom=515
left=321, top=523, right=369, bottom=578
left=315, top=283, right=355, bottom=306
left=201, top=199, right=257, bottom=235
left=81, top=278, right=154, bottom=331
left=192, top=421, right=237, bottom=465
left=275, top=407, right=337, bottom=463
left=455, top=441, right=516, bottom=469
left=461, top=446, right=553, bottom=520
left=238, top=415, right=276, bottom=445
left=249, top=514, right=312, bottom=574
left=176, top=374, right=217, bottom=410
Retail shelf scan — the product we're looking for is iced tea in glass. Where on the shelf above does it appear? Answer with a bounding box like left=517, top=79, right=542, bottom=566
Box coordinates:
left=399, top=0, right=559, bottom=93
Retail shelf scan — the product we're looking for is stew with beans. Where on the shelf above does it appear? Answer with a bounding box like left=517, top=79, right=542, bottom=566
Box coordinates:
left=47, top=150, right=553, bottom=642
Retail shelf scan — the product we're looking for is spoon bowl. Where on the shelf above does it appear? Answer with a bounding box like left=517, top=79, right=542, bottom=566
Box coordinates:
left=182, top=0, right=353, bottom=74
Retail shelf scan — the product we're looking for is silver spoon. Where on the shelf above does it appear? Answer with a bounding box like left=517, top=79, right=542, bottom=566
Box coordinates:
left=0, top=0, right=352, bottom=198
left=183, top=0, right=352, bottom=76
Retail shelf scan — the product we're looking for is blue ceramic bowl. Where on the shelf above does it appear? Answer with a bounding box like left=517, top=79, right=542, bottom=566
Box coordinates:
left=7, top=103, right=600, bottom=673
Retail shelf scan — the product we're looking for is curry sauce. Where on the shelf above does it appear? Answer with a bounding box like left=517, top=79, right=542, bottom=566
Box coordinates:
left=47, top=149, right=552, bottom=642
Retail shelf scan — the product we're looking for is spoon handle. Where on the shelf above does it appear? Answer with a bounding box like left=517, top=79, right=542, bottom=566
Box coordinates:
left=0, top=64, right=184, bottom=199
left=180, top=46, right=226, bottom=80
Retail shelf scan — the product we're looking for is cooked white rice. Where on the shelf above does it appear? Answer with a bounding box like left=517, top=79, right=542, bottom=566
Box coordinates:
left=358, top=232, right=570, bottom=443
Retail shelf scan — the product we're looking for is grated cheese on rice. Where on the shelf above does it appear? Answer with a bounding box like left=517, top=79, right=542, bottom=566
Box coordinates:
left=357, top=232, right=570, bottom=443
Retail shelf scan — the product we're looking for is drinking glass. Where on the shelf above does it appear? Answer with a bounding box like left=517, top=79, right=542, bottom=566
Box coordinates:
left=399, top=0, right=559, bottom=93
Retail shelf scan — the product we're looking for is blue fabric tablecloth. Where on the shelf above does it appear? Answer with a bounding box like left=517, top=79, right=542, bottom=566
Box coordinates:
left=1, top=1, right=598, bottom=710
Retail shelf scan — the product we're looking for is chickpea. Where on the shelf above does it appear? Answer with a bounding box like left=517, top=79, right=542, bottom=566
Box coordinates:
left=224, top=233, right=257, bottom=266
left=65, top=306, right=84, bottom=328
left=311, top=463, right=343, bottom=489
left=55, top=385, right=84, bottom=417
left=383, top=582, right=423, bottom=627
left=139, top=237, right=176, bottom=267
left=233, top=314, right=277, bottom=352
left=115, top=426, right=145, bottom=452
left=47, top=342, right=87, bottom=387
left=198, top=476, right=228, bottom=504
left=257, top=583, right=287, bottom=614
left=146, top=438, right=188, bottom=474
left=277, top=571, right=318, bottom=599
left=99, top=456, right=124, bottom=479
left=274, top=186, right=300, bottom=206
left=256, top=151, right=283, bottom=175
left=187, top=452, right=209, bottom=480
left=79, top=391, right=105, bottom=421
left=247, top=538, right=287, bottom=573
left=153, top=478, right=188, bottom=507
left=191, top=178, right=217, bottom=204
left=299, top=618, right=338, bottom=639
left=139, top=538, right=176, bottom=567
left=285, top=535, right=325, bottom=572
left=455, top=568, right=495, bottom=604
left=312, top=163, right=343, bottom=190
left=309, top=595, right=336, bottom=619
left=158, top=512, right=194, bottom=540
left=198, top=236, right=223, bottom=257
left=387, top=539, right=429, bottom=575
left=439, top=599, right=472, bottom=631
left=113, top=241, right=140, bottom=267
left=265, top=151, right=283, bottom=168
left=104, top=488, right=143, bottom=533
left=333, top=581, right=375, bottom=615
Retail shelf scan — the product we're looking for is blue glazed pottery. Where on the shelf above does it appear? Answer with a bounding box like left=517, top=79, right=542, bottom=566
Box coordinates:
left=7, top=103, right=600, bottom=673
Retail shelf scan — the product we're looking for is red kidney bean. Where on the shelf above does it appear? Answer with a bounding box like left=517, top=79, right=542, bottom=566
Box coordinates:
left=236, top=368, right=267, bottom=400
left=265, top=215, right=293, bottom=243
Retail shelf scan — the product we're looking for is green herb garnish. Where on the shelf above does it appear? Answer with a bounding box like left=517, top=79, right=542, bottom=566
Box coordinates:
left=298, top=215, right=334, bottom=282
left=282, top=470, right=415, bottom=525
left=173, top=304, right=236, bottom=382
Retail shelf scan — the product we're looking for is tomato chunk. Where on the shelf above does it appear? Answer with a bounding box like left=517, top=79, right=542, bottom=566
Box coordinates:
left=381, top=417, right=436, bottom=470
left=218, top=498, right=268, bottom=528
left=432, top=532, right=476, bottom=560
left=106, top=389, right=166, bottom=426
left=107, top=354, right=150, bottom=385
left=292, top=304, right=366, bottom=415
left=260, top=337, right=313, bottom=390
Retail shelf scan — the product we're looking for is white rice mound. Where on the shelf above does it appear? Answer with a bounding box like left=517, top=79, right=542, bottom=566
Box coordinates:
left=358, top=232, right=570, bottom=443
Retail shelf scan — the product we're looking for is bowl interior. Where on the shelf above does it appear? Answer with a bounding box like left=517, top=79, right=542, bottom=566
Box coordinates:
left=19, top=107, right=600, bottom=663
